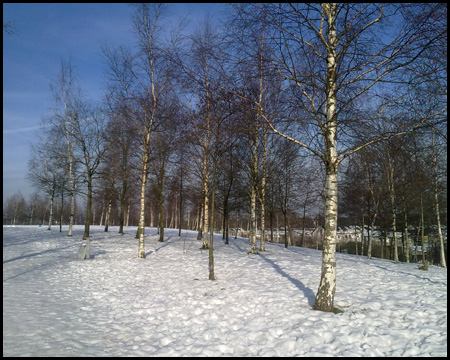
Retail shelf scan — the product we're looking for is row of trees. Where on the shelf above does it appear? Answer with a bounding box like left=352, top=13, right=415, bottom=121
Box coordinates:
left=19, top=3, right=446, bottom=312
left=340, top=130, right=447, bottom=265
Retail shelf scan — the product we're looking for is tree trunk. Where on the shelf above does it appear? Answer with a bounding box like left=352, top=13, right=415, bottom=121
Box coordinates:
left=301, top=204, right=306, bottom=247
left=158, top=168, right=165, bottom=242
left=249, top=184, right=258, bottom=253
left=276, top=214, right=280, bottom=243
left=387, top=152, right=399, bottom=264
left=179, top=174, right=183, bottom=236
left=314, top=3, right=338, bottom=313
left=105, top=199, right=112, bottom=232
left=119, top=181, right=127, bottom=234
left=83, top=174, right=93, bottom=242
left=235, top=210, right=240, bottom=239
left=159, top=200, right=164, bottom=242
left=60, top=63, right=75, bottom=238
left=59, top=188, right=64, bottom=232
left=187, top=209, right=191, bottom=230
left=284, top=210, right=288, bottom=248
left=404, top=205, right=410, bottom=263
left=99, top=202, right=104, bottom=227
left=259, top=181, right=266, bottom=252
left=197, top=203, right=203, bottom=240
left=287, top=210, right=292, bottom=247
left=269, top=210, right=274, bottom=243
left=125, top=202, right=130, bottom=227
left=382, top=231, right=387, bottom=260
left=222, top=201, right=227, bottom=240
left=225, top=211, right=229, bottom=244
left=420, top=195, right=428, bottom=270
left=68, top=189, right=75, bottom=236
left=47, top=189, right=55, bottom=230
left=259, top=133, right=267, bottom=252
left=209, top=162, right=217, bottom=280
left=314, top=168, right=338, bottom=312
left=367, top=222, right=374, bottom=259
left=138, top=136, right=150, bottom=258
left=201, top=175, right=209, bottom=249
left=431, top=130, right=446, bottom=268
left=360, top=213, right=365, bottom=256
left=29, top=205, right=34, bottom=226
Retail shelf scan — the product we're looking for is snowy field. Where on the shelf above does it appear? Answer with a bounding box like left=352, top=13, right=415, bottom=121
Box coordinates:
left=3, top=225, right=447, bottom=357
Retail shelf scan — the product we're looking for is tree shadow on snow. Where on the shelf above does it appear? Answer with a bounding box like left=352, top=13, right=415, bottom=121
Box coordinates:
left=3, top=243, right=77, bottom=265
left=259, top=253, right=316, bottom=307
left=144, top=236, right=175, bottom=256
left=373, top=263, right=447, bottom=286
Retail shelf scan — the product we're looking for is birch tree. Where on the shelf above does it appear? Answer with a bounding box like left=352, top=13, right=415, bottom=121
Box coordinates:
left=151, top=94, right=180, bottom=243
left=102, top=102, right=138, bottom=235
left=50, top=59, right=79, bottom=236
left=178, top=18, right=222, bottom=250
left=359, top=149, right=381, bottom=260
left=103, top=3, right=173, bottom=257
left=233, top=3, right=446, bottom=312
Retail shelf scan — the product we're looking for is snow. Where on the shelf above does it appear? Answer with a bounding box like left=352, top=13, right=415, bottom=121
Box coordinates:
left=3, top=225, right=447, bottom=357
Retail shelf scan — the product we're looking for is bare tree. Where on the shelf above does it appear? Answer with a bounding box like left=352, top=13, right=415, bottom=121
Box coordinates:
left=102, top=99, right=139, bottom=234
left=28, top=127, right=68, bottom=230
left=103, top=3, right=176, bottom=258
left=50, top=58, right=79, bottom=236
left=231, top=3, right=446, bottom=312
left=72, top=104, right=108, bottom=242
left=4, top=193, right=26, bottom=226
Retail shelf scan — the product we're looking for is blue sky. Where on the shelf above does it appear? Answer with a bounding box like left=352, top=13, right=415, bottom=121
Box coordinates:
left=3, top=3, right=225, bottom=203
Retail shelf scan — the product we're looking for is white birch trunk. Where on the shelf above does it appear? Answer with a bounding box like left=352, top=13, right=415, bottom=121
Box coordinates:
left=315, top=169, right=338, bottom=312
left=259, top=131, right=267, bottom=252
left=249, top=185, right=258, bottom=253
left=99, top=202, right=105, bottom=227
left=138, top=134, right=150, bottom=258
left=202, top=188, right=209, bottom=248
left=314, top=3, right=338, bottom=312
left=249, top=123, right=259, bottom=253
left=419, top=195, right=429, bottom=270
left=431, top=130, right=446, bottom=268
left=47, top=188, right=55, bottom=231
left=201, top=156, right=209, bottom=248
left=209, top=162, right=217, bottom=280
left=276, top=215, right=280, bottom=242
left=59, top=62, right=76, bottom=237
left=174, top=194, right=178, bottom=230
left=404, top=205, right=410, bottom=263
left=387, top=152, right=399, bottom=263
left=150, top=207, right=154, bottom=228
left=68, top=169, right=75, bottom=236
left=104, top=199, right=112, bottom=232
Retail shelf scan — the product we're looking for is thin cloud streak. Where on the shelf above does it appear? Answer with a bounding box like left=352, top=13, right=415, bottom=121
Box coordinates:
left=3, top=126, right=44, bottom=134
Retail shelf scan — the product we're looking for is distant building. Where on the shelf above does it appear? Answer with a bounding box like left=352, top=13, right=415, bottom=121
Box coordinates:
left=336, top=226, right=363, bottom=244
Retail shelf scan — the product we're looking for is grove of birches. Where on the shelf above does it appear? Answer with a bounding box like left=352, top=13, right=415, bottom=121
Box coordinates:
left=4, top=4, right=447, bottom=312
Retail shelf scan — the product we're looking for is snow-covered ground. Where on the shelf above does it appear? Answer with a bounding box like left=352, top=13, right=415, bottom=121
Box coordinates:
left=3, top=225, right=447, bottom=357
